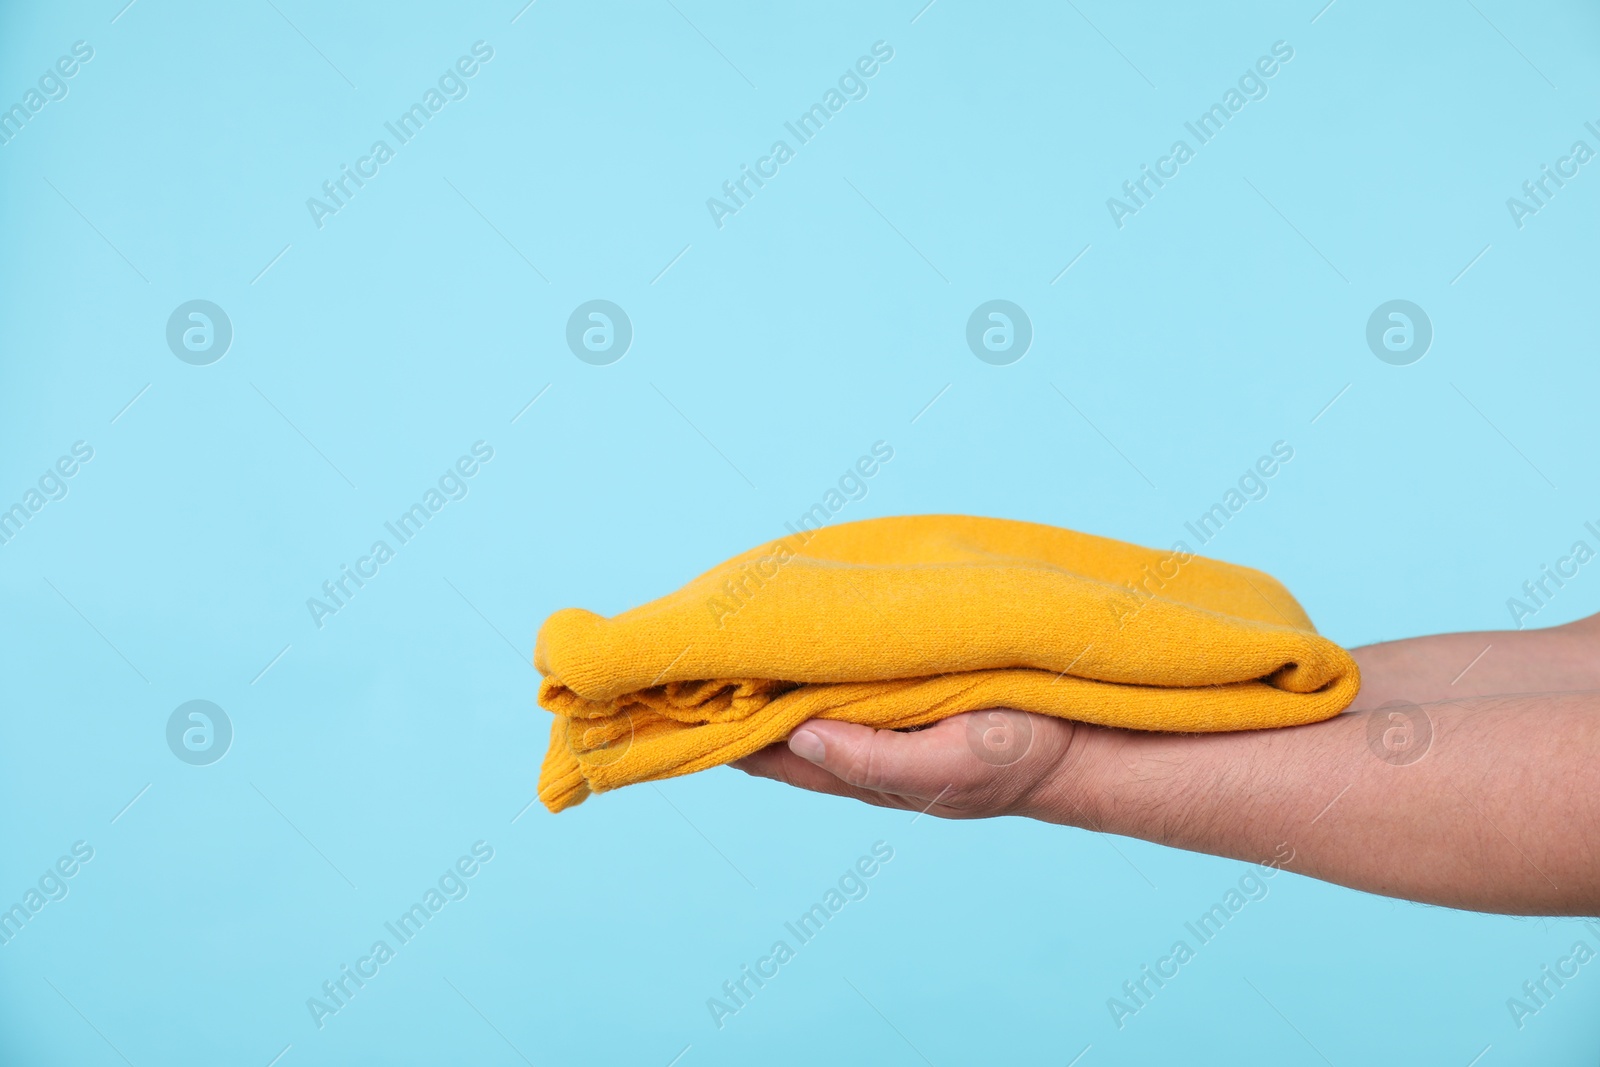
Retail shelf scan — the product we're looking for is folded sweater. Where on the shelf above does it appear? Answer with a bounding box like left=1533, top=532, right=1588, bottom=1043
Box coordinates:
left=535, top=514, right=1359, bottom=813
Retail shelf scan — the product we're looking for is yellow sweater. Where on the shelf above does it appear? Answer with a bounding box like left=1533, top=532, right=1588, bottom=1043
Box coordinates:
left=535, top=514, right=1359, bottom=812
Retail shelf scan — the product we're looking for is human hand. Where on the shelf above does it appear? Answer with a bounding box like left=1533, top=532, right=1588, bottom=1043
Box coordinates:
left=731, top=623, right=1600, bottom=915
left=730, top=709, right=1090, bottom=822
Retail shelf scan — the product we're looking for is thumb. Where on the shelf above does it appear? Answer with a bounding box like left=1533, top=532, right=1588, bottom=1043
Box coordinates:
left=788, top=718, right=968, bottom=800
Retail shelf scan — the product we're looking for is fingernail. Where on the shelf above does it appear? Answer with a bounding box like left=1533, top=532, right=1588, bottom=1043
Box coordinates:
left=789, top=728, right=825, bottom=763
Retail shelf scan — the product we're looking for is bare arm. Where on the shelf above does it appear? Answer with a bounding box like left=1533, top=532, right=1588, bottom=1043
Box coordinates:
left=732, top=617, right=1600, bottom=915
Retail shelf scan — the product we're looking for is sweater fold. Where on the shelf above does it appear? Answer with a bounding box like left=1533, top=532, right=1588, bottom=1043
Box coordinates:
left=534, top=514, right=1359, bottom=812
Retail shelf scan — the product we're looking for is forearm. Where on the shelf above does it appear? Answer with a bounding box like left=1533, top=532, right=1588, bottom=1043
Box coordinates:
left=1346, top=615, right=1600, bottom=707
left=1032, top=621, right=1600, bottom=915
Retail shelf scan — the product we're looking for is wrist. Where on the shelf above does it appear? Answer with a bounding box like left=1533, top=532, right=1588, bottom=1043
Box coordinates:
left=1017, top=718, right=1319, bottom=855
left=1015, top=720, right=1124, bottom=830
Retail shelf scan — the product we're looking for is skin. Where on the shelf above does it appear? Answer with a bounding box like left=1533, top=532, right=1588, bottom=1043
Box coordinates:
left=732, top=614, right=1600, bottom=916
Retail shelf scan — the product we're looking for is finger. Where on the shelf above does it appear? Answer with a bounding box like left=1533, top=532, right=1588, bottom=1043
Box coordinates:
left=730, top=744, right=838, bottom=789
left=785, top=718, right=971, bottom=800
left=731, top=744, right=920, bottom=811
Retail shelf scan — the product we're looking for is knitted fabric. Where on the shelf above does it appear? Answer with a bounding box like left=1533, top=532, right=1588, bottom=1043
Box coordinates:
left=535, top=514, right=1358, bottom=812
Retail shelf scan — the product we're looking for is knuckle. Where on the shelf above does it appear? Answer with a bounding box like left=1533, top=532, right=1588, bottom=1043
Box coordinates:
left=842, top=731, right=894, bottom=791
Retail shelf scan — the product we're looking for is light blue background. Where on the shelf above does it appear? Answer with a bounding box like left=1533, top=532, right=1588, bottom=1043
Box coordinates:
left=2, top=1, right=1598, bottom=1063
